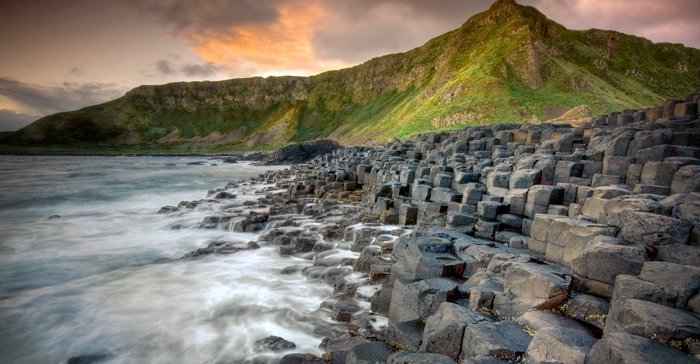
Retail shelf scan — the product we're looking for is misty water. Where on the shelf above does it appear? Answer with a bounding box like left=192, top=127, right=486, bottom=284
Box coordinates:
left=0, top=156, right=333, bottom=363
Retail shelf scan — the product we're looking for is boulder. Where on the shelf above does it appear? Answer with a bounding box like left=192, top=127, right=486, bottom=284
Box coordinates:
left=385, top=320, right=424, bottom=350
left=266, top=139, right=341, bottom=164
left=592, top=186, right=632, bottom=200
left=463, top=183, right=487, bottom=205
left=279, top=353, right=325, bottom=364
left=604, top=298, right=700, bottom=341
left=586, top=332, right=697, bottom=364
left=657, top=244, right=700, bottom=266
left=453, top=243, right=506, bottom=276
left=564, top=293, right=610, bottom=322
left=460, top=320, right=532, bottom=361
left=580, top=197, right=611, bottom=222
left=474, top=219, right=499, bottom=240
left=407, top=252, right=466, bottom=279
left=591, top=174, right=623, bottom=187
left=345, top=342, right=393, bottom=364
left=610, top=274, right=676, bottom=307
left=571, top=236, right=646, bottom=285
left=434, top=173, right=454, bottom=188
left=554, top=161, right=584, bottom=184
left=431, top=187, right=462, bottom=204
left=671, top=165, right=700, bottom=194
left=486, top=172, right=510, bottom=197
left=603, top=195, right=666, bottom=228
left=500, top=262, right=571, bottom=314
left=322, top=337, right=370, bottom=363
left=546, top=218, right=618, bottom=266
left=477, top=201, right=509, bottom=220
left=389, top=278, right=459, bottom=324
left=387, top=351, right=457, bottom=364
left=518, top=310, right=589, bottom=334
left=253, top=336, right=296, bottom=352
left=602, top=156, right=634, bottom=177
left=421, top=302, right=493, bottom=359
left=618, top=211, right=691, bottom=246
left=527, top=185, right=565, bottom=205
left=526, top=327, right=596, bottom=364
left=528, top=214, right=560, bottom=253
left=641, top=162, right=680, bottom=186
left=638, top=261, right=700, bottom=307
left=509, top=169, right=542, bottom=189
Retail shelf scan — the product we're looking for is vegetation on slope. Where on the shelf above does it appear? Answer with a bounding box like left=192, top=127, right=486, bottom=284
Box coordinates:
left=3, top=0, right=700, bottom=151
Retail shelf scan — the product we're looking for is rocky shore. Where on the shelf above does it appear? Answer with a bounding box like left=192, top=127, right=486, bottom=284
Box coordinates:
left=162, top=94, right=700, bottom=363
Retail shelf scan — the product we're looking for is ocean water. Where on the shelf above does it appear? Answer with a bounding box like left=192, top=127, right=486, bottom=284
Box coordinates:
left=0, top=156, right=333, bottom=363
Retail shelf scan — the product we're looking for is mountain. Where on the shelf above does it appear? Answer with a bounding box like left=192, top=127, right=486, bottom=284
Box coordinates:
left=4, top=0, right=700, bottom=150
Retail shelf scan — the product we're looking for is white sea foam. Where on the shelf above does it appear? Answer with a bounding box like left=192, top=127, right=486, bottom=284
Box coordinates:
left=0, top=156, right=331, bottom=363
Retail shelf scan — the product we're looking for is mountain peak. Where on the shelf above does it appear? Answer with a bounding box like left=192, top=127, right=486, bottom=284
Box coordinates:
left=480, top=0, right=533, bottom=25
left=489, top=0, right=518, bottom=10
left=4, top=0, right=699, bottom=149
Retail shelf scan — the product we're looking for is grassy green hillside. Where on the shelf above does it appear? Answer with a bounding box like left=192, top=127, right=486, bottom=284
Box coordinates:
left=4, top=0, right=700, bottom=150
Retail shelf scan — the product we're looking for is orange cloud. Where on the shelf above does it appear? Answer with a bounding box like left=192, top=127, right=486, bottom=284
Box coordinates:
left=188, top=2, right=349, bottom=77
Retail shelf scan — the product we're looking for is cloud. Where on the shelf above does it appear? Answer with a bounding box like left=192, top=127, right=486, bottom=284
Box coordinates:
left=155, top=59, right=222, bottom=77
left=181, top=62, right=221, bottom=77
left=68, top=66, right=83, bottom=77
left=0, top=109, right=37, bottom=131
left=126, top=0, right=282, bottom=33
left=0, top=77, right=126, bottom=115
left=187, top=2, right=350, bottom=76
left=522, top=0, right=700, bottom=47
left=156, top=60, right=175, bottom=75
left=130, top=0, right=492, bottom=76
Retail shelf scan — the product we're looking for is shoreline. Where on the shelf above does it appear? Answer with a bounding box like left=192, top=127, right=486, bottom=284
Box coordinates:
left=175, top=94, right=700, bottom=363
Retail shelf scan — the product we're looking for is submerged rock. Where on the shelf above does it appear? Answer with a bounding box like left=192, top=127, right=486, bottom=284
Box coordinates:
left=253, top=335, right=296, bottom=352
left=181, top=240, right=260, bottom=258
left=66, top=353, right=111, bottom=364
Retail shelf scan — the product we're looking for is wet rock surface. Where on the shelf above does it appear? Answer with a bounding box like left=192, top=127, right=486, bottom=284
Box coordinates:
left=160, top=94, right=700, bottom=362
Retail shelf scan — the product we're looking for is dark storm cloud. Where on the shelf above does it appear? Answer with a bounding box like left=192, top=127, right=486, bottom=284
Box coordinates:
left=326, top=0, right=491, bottom=20
left=0, top=78, right=126, bottom=115
left=155, top=60, right=221, bottom=77
left=126, top=0, right=282, bottom=32
left=181, top=62, right=221, bottom=77
left=156, top=60, right=175, bottom=75
left=0, top=109, right=37, bottom=131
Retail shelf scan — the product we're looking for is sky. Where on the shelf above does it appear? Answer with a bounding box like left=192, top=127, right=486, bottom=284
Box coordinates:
left=1, top=0, right=699, bottom=131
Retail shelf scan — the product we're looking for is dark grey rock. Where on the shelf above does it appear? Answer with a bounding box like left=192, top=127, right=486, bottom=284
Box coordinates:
left=345, top=342, right=393, bottom=364
left=253, top=336, right=296, bottom=352
left=421, top=302, right=492, bottom=359
left=586, top=332, right=697, bottom=364
left=460, top=320, right=532, bottom=361
left=604, top=298, right=700, bottom=341
left=387, top=351, right=456, bottom=364
left=526, top=327, right=596, bottom=364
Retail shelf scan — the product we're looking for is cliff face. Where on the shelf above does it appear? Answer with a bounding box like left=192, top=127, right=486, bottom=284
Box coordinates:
left=5, top=0, right=700, bottom=148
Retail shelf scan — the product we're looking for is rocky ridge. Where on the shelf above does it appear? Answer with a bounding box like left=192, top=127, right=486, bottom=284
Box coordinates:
left=5, top=0, right=700, bottom=149
left=163, top=92, right=700, bottom=363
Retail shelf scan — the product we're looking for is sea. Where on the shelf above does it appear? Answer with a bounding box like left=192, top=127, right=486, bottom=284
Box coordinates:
left=0, top=155, right=334, bottom=363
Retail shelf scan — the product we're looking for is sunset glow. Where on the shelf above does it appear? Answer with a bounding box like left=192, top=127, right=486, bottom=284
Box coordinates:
left=190, top=3, right=350, bottom=76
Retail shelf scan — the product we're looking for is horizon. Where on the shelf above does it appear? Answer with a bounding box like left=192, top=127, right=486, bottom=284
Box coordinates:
left=1, top=0, right=699, bottom=131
